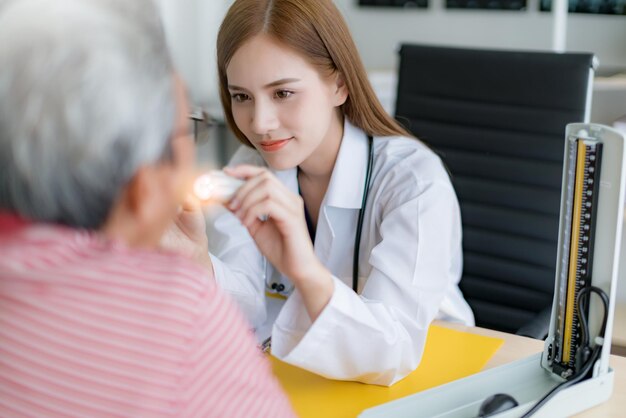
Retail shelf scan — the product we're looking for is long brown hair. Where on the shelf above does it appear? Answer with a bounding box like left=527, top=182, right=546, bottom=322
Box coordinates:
left=216, top=0, right=411, bottom=147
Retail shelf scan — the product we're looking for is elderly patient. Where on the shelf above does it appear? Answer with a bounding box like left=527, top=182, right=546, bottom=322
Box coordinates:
left=0, top=0, right=294, bottom=417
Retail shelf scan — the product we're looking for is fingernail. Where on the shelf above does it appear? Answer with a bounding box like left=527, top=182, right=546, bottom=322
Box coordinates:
left=229, top=199, right=239, bottom=210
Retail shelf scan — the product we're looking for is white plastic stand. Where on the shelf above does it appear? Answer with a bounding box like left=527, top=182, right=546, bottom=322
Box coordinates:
left=359, top=354, right=614, bottom=418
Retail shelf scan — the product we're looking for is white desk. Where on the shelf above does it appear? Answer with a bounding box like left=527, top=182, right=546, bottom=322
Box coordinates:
left=439, top=321, right=626, bottom=418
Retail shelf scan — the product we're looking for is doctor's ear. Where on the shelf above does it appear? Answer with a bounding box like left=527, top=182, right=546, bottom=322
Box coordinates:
left=332, top=72, right=348, bottom=107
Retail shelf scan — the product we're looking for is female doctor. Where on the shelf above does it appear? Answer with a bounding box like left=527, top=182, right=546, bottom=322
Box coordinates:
left=200, top=0, right=474, bottom=387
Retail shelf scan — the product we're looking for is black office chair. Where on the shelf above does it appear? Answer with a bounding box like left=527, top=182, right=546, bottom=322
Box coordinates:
left=395, top=44, right=595, bottom=338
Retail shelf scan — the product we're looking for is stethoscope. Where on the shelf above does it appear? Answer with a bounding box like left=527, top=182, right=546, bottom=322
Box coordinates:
left=265, top=134, right=374, bottom=295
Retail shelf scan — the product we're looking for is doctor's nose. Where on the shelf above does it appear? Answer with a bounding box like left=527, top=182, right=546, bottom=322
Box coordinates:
left=251, top=102, right=279, bottom=135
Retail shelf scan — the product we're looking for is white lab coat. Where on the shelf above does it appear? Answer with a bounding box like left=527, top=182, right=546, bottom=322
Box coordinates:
left=207, top=120, right=474, bottom=386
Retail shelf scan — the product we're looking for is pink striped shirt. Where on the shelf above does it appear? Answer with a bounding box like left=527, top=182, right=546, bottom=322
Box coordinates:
left=0, top=214, right=294, bottom=418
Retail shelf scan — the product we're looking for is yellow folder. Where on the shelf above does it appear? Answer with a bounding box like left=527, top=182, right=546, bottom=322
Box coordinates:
left=269, top=325, right=504, bottom=418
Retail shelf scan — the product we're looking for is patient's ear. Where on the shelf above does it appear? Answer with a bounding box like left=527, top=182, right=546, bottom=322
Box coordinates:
left=102, top=164, right=176, bottom=248
left=125, top=168, right=143, bottom=214
left=118, top=165, right=170, bottom=246
left=125, top=166, right=161, bottom=227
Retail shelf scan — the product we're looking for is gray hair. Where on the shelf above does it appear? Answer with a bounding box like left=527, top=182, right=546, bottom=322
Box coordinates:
left=0, top=0, right=175, bottom=229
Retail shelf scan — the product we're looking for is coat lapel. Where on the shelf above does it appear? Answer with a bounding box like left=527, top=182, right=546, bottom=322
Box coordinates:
left=271, top=120, right=371, bottom=282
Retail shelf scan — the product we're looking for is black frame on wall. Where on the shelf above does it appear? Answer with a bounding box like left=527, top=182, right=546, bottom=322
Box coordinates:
left=358, top=0, right=625, bottom=13
left=445, top=0, right=527, bottom=10
left=358, top=0, right=429, bottom=8
left=540, top=0, right=625, bottom=14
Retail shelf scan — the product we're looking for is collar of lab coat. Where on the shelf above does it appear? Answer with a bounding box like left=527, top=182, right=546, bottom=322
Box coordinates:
left=272, top=119, right=370, bottom=210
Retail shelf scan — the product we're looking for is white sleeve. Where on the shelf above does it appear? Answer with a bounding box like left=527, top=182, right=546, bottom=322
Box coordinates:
left=208, top=209, right=267, bottom=328
left=206, top=146, right=268, bottom=329
left=271, top=175, right=462, bottom=386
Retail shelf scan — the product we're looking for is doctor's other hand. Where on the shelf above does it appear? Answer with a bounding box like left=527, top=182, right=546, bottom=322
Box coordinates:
left=160, top=194, right=214, bottom=277
left=224, top=165, right=324, bottom=285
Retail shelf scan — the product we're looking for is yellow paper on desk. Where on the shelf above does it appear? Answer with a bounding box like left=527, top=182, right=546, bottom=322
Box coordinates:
left=270, top=325, right=504, bottom=418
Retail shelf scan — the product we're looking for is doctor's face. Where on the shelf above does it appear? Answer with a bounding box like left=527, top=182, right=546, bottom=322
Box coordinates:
left=226, top=34, right=347, bottom=170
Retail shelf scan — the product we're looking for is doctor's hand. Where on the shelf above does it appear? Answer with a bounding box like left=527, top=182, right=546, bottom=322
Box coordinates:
left=224, top=165, right=317, bottom=281
left=225, top=165, right=334, bottom=321
left=160, top=194, right=214, bottom=277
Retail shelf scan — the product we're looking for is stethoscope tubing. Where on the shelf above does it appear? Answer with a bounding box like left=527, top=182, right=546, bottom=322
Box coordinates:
left=352, top=135, right=374, bottom=292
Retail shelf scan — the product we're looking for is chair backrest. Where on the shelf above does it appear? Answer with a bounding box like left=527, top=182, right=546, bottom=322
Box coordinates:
left=395, top=44, right=595, bottom=335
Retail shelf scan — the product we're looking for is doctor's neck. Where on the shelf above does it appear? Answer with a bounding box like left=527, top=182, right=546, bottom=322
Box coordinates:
left=297, top=112, right=344, bottom=185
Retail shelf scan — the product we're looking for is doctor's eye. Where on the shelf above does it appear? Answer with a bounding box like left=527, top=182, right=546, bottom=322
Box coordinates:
left=274, top=89, right=294, bottom=100
left=231, top=93, right=250, bottom=103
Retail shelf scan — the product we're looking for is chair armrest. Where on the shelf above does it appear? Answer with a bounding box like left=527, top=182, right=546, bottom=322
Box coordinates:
left=516, top=306, right=552, bottom=339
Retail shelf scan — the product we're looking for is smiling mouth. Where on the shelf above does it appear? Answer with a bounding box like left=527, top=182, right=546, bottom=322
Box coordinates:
left=258, top=137, right=293, bottom=152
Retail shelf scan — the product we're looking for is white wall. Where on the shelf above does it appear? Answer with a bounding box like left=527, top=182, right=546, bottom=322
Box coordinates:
left=155, top=0, right=228, bottom=116
left=156, top=0, right=626, bottom=109
left=620, top=212, right=626, bottom=303
left=334, top=0, right=626, bottom=71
